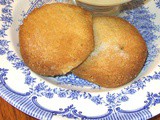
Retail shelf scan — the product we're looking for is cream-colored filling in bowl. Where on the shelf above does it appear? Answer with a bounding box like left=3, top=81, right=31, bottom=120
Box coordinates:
left=77, top=0, right=131, bottom=6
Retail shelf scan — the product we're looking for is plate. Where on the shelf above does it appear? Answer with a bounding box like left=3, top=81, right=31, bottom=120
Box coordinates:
left=0, top=0, right=160, bottom=120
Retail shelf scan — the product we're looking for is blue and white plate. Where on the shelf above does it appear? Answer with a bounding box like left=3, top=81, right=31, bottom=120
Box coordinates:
left=0, top=0, right=160, bottom=119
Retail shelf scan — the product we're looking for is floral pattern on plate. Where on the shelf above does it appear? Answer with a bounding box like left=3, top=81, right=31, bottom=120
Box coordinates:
left=1, top=0, right=160, bottom=120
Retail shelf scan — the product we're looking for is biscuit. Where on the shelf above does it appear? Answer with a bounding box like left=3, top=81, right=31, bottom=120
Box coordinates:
left=73, top=16, right=147, bottom=88
left=19, top=3, right=94, bottom=76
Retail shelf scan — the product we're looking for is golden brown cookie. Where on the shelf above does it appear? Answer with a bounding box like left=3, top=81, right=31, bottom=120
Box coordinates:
left=19, top=3, right=94, bottom=76
left=73, top=16, right=148, bottom=88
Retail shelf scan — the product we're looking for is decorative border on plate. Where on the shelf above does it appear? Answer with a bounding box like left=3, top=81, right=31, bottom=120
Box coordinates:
left=1, top=69, right=158, bottom=120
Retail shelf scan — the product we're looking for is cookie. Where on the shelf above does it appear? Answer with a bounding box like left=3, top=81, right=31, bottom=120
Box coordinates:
left=19, top=3, right=94, bottom=76
left=73, top=16, right=147, bottom=88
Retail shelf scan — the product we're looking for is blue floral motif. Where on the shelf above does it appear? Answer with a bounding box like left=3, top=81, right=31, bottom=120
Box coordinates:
left=25, top=76, right=36, bottom=85
left=83, top=92, right=92, bottom=99
left=105, top=93, right=130, bottom=109
left=43, top=88, right=54, bottom=98
left=58, top=90, right=67, bottom=98
left=44, top=92, right=54, bottom=98
left=2, top=7, right=11, bottom=14
left=35, top=82, right=48, bottom=92
left=146, top=92, right=160, bottom=106
left=120, top=96, right=129, bottom=102
left=106, top=93, right=116, bottom=104
left=0, top=68, right=8, bottom=85
left=133, top=80, right=146, bottom=90
left=7, top=51, right=19, bottom=61
left=55, top=73, right=100, bottom=89
left=0, top=0, right=13, bottom=5
left=0, top=48, right=5, bottom=55
left=127, top=89, right=137, bottom=94
left=13, top=61, right=25, bottom=69
left=0, top=40, right=9, bottom=55
left=0, top=1, right=13, bottom=37
left=28, top=82, right=55, bottom=98
left=152, top=72, right=160, bottom=80
left=0, top=0, right=6, bottom=5
left=91, top=95, right=103, bottom=105
left=0, top=14, right=12, bottom=23
left=68, top=90, right=80, bottom=100
left=155, top=0, right=160, bottom=8
left=0, top=29, right=6, bottom=37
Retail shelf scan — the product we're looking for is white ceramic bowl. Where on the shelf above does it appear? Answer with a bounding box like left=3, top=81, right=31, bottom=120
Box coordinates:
left=73, top=0, right=132, bottom=16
